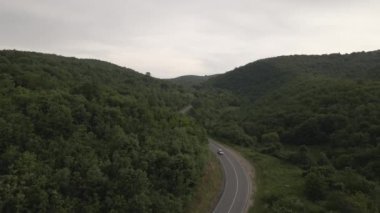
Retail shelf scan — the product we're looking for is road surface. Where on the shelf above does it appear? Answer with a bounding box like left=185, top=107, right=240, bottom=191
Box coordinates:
left=179, top=105, right=253, bottom=212
left=209, top=138, right=252, bottom=213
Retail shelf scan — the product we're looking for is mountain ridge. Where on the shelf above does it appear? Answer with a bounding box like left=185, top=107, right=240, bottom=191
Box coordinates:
left=205, top=50, right=380, bottom=100
left=168, top=74, right=218, bottom=87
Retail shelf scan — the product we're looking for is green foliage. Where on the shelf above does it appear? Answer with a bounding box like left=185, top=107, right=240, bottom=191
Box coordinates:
left=271, top=196, right=306, bottom=213
left=288, top=146, right=313, bottom=169
left=262, top=132, right=280, bottom=144
left=325, top=191, right=376, bottom=213
left=0, top=50, right=208, bottom=212
left=304, top=171, right=328, bottom=201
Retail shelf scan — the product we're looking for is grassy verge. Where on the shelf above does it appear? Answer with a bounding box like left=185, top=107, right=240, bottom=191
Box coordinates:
left=243, top=150, right=304, bottom=212
left=230, top=145, right=322, bottom=212
left=186, top=152, right=224, bottom=213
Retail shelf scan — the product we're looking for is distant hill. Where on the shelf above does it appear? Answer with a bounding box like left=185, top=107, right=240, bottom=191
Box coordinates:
left=168, top=74, right=217, bottom=87
left=0, top=50, right=207, bottom=212
left=206, top=50, right=380, bottom=100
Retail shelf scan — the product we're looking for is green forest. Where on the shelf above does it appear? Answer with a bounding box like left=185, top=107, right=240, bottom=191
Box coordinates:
left=0, top=50, right=208, bottom=212
left=191, top=51, right=380, bottom=212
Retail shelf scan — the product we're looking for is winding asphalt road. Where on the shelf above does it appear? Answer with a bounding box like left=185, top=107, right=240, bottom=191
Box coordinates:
left=209, top=139, right=252, bottom=213
left=179, top=105, right=253, bottom=212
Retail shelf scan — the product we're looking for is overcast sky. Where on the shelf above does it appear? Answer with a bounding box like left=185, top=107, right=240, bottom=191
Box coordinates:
left=1, top=0, right=379, bottom=78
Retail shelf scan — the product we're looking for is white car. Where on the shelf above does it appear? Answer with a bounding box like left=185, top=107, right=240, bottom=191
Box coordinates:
left=217, top=148, right=224, bottom=155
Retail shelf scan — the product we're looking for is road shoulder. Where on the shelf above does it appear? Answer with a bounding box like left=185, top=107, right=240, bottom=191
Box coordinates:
left=185, top=149, right=224, bottom=213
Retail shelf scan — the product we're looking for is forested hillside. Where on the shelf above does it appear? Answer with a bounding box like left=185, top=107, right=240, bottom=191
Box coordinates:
left=0, top=50, right=208, bottom=212
left=168, top=75, right=215, bottom=87
left=207, top=51, right=380, bottom=100
left=192, top=51, right=380, bottom=212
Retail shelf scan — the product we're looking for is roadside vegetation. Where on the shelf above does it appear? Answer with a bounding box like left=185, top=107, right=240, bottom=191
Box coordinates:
left=231, top=145, right=322, bottom=212
left=185, top=152, right=223, bottom=213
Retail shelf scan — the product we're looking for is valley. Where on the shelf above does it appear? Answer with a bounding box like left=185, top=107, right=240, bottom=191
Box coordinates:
left=0, top=50, right=379, bottom=212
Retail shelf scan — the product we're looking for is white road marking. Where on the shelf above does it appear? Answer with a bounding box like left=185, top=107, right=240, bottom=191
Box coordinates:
left=210, top=140, right=252, bottom=213
left=225, top=151, right=239, bottom=213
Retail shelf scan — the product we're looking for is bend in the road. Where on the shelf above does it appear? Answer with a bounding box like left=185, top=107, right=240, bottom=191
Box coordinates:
left=209, top=139, right=252, bottom=213
left=225, top=153, right=239, bottom=213
left=178, top=105, right=253, bottom=213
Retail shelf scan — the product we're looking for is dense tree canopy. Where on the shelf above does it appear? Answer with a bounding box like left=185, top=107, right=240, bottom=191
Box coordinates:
left=0, top=50, right=207, bottom=212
